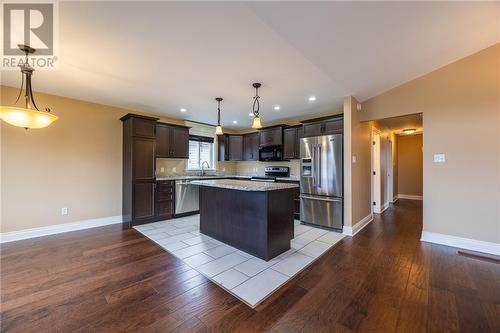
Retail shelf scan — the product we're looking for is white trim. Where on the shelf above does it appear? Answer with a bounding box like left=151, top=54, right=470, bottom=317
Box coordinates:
left=397, top=194, right=423, bottom=200
left=0, top=216, right=123, bottom=243
left=380, top=202, right=389, bottom=213
left=391, top=195, right=399, bottom=203
left=343, top=214, right=374, bottom=236
left=421, top=231, right=500, bottom=256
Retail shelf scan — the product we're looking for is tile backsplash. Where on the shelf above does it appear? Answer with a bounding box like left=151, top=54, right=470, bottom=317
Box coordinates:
left=155, top=158, right=299, bottom=177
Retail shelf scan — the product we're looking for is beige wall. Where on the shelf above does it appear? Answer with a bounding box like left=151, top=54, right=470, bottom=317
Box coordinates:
left=0, top=85, right=188, bottom=233
left=344, top=96, right=372, bottom=227
left=361, top=43, right=500, bottom=243
left=397, top=134, right=423, bottom=196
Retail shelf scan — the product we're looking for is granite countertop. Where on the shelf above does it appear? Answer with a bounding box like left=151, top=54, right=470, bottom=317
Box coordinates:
left=191, top=179, right=299, bottom=191
left=156, top=175, right=300, bottom=182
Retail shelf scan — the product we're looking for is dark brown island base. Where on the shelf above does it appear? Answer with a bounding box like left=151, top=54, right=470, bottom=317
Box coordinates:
left=192, top=179, right=299, bottom=261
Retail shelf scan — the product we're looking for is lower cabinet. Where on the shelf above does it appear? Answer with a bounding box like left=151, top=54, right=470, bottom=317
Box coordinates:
left=277, top=180, right=300, bottom=219
left=133, top=181, right=156, bottom=221
left=156, top=180, right=175, bottom=219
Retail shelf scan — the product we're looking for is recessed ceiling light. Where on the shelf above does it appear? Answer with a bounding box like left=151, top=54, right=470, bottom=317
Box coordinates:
left=233, top=120, right=238, bottom=124
left=248, top=113, right=254, bottom=117
left=180, top=108, right=187, bottom=112
left=308, top=96, right=316, bottom=102
left=274, top=105, right=280, bottom=110
left=403, top=128, right=416, bottom=135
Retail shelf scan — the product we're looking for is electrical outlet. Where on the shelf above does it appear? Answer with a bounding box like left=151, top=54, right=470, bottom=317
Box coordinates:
left=160, top=167, right=165, bottom=173
left=222, top=167, right=226, bottom=172
left=61, top=207, right=68, bottom=215
left=172, top=167, right=177, bottom=172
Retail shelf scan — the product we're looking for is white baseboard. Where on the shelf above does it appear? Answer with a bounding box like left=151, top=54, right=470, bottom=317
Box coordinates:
left=343, top=214, right=374, bottom=237
left=0, top=216, right=123, bottom=243
left=421, top=231, right=500, bottom=256
left=391, top=195, right=399, bottom=203
left=397, top=194, right=423, bottom=200
left=380, top=202, right=389, bottom=213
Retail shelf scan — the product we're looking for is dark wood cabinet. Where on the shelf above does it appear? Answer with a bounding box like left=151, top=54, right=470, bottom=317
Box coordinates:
left=301, top=116, right=344, bottom=137
left=283, top=126, right=301, bottom=159
left=259, top=126, right=283, bottom=146
left=156, top=180, right=174, bottom=219
left=218, top=134, right=244, bottom=161
left=243, top=132, right=259, bottom=161
left=156, top=123, right=189, bottom=159
left=121, top=114, right=159, bottom=226
left=228, top=135, right=243, bottom=161
left=277, top=180, right=300, bottom=219
left=217, top=135, right=229, bottom=161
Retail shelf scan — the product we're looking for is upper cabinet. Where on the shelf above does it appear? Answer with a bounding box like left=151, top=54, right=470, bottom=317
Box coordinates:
left=243, top=132, right=259, bottom=161
left=156, top=123, right=189, bottom=159
left=228, top=135, right=243, bottom=161
left=259, top=126, right=283, bottom=146
left=283, top=126, right=301, bottom=159
left=301, top=116, right=343, bottom=137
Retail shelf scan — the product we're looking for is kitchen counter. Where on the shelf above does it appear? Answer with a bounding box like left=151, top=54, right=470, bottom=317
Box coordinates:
left=156, top=175, right=300, bottom=182
left=192, top=179, right=299, bottom=191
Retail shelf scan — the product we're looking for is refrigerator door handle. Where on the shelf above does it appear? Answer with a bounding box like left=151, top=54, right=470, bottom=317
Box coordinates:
left=300, top=194, right=342, bottom=202
left=311, top=144, right=316, bottom=187
left=316, top=144, right=321, bottom=188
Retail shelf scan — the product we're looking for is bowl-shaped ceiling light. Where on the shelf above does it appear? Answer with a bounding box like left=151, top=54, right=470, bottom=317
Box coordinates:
left=0, top=45, right=58, bottom=129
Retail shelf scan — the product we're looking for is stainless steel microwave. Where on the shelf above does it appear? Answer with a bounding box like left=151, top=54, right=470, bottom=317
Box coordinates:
left=259, top=145, right=282, bottom=161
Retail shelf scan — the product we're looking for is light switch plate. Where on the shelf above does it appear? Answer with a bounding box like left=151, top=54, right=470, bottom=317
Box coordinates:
left=434, top=153, right=446, bottom=163
left=61, top=207, right=68, bottom=215
left=352, top=155, right=357, bottom=163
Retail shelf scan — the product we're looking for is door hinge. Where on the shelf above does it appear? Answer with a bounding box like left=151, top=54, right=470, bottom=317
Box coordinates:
left=373, top=171, right=376, bottom=175
left=373, top=141, right=376, bottom=145
left=373, top=201, right=376, bottom=206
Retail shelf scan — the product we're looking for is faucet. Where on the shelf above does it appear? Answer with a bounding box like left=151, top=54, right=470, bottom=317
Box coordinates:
left=201, top=161, right=210, bottom=176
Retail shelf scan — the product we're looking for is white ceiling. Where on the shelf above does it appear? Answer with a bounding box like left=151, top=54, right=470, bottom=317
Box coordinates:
left=1, top=1, right=498, bottom=128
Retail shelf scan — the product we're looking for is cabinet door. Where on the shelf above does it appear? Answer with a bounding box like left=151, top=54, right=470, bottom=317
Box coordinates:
left=133, top=182, right=155, bottom=220
left=302, top=122, right=322, bottom=138
left=243, top=133, right=259, bottom=161
left=133, top=138, right=155, bottom=180
left=171, top=127, right=189, bottom=158
left=228, top=135, right=243, bottom=161
left=323, top=119, right=343, bottom=134
left=155, top=125, right=172, bottom=157
left=283, top=128, right=297, bottom=160
left=217, top=135, right=228, bottom=161
left=133, top=118, right=156, bottom=138
left=259, top=127, right=282, bottom=146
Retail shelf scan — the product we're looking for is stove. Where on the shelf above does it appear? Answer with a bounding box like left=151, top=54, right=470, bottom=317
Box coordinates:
left=250, top=166, right=290, bottom=182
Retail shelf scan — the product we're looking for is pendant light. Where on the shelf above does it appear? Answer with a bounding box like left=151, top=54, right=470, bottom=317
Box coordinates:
left=0, top=45, right=58, bottom=129
left=251, top=82, right=262, bottom=129
left=215, top=97, right=223, bottom=135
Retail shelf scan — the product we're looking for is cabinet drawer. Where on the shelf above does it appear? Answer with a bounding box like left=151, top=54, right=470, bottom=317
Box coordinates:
left=157, top=182, right=174, bottom=192
left=157, top=192, right=174, bottom=201
left=157, top=200, right=174, bottom=216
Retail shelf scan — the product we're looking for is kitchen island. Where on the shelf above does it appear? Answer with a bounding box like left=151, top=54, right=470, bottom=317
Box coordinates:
left=192, top=179, right=299, bottom=261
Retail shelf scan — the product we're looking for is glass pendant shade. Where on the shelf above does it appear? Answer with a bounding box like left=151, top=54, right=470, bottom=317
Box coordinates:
left=251, top=115, right=262, bottom=129
left=0, top=45, right=57, bottom=129
left=215, top=125, right=223, bottom=135
left=0, top=106, right=58, bottom=129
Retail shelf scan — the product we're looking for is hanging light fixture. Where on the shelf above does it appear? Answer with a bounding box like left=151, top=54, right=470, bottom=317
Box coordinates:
left=215, top=97, right=224, bottom=135
left=251, top=82, right=262, bottom=129
left=0, top=45, right=58, bottom=129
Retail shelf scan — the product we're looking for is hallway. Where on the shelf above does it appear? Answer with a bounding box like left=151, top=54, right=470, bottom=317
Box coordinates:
left=1, top=200, right=498, bottom=332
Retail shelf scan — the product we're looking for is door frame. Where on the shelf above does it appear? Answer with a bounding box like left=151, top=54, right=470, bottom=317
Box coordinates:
left=371, top=127, right=382, bottom=214
left=387, top=139, right=394, bottom=204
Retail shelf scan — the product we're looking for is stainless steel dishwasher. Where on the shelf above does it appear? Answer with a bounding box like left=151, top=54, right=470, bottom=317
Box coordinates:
left=175, top=180, right=199, bottom=215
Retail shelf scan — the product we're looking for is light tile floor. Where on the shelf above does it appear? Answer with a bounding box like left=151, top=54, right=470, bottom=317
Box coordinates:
left=134, top=214, right=345, bottom=307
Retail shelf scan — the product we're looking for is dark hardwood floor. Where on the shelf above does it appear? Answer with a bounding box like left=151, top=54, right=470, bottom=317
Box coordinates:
left=1, top=200, right=498, bottom=332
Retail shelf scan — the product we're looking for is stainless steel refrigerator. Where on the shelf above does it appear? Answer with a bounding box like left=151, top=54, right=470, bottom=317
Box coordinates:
left=300, top=134, right=343, bottom=231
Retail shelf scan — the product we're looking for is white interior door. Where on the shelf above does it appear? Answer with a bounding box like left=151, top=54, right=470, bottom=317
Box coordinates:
left=372, top=129, right=381, bottom=213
